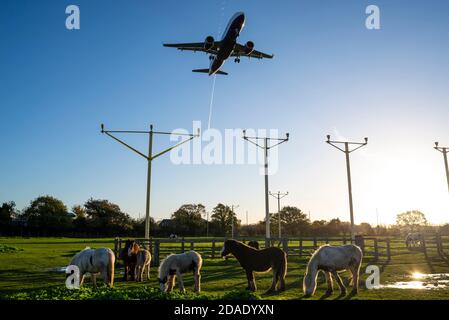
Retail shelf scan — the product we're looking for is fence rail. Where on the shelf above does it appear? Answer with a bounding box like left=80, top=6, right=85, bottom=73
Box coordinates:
left=114, top=235, right=396, bottom=267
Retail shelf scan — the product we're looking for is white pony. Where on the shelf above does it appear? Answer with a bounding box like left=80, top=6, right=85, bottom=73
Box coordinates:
left=303, top=244, right=362, bottom=297
left=158, top=250, right=202, bottom=293
left=405, top=232, right=422, bottom=248
left=68, top=247, right=115, bottom=288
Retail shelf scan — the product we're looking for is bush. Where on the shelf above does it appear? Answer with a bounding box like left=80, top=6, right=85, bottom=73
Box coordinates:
left=0, top=244, right=23, bottom=253
left=0, top=286, right=215, bottom=301
left=221, top=289, right=261, bottom=300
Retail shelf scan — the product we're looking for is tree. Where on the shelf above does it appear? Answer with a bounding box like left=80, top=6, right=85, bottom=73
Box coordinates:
left=84, top=198, right=134, bottom=235
left=171, top=204, right=206, bottom=236
left=22, top=196, right=72, bottom=235
left=211, top=203, right=240, bottom=236
left=357, top=222, right=374, bottom=235
left=0, top=201, right=17, bottom=234
left=271, top=206, right=310, bottom=236
left=72, top=205, right=87, bottom=233
left=396, top=210, right=428, bottom=233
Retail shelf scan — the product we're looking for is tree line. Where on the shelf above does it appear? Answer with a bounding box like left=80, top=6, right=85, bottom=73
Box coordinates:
left=1, top=195, right=446, bottom=237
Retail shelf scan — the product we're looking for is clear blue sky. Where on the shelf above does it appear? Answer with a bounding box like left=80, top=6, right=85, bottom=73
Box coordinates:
left=1, top=0, right=449, bottom=225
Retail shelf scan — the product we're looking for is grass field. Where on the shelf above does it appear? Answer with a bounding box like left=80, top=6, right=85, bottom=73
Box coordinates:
left=0, top=237, right=448, bottom=300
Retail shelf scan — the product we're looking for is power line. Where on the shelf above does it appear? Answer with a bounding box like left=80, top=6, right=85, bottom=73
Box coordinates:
left=229, top=204, right=239, bottom=239
left=269, top=191, right=288, bottom=239
left=326, top=135, right=368, bottom=241
left=434, top=142, right=449, bottom=194
left=243, top=130, right=289, bottom=245
left=101, top=123, right=199, bottom=239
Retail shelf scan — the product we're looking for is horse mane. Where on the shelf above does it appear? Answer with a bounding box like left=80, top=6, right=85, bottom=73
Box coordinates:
left=306, top=245, right=330, bottom=274
left=158, top=253, right=175, bottom=278
left=228, top=239, right=258, bottom=251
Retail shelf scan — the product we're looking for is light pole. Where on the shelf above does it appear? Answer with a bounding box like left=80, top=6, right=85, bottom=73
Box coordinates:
left=243, top=130, right=289, bottom=245
left=326, top=135, right=368, bottom=241
left=434, top=142, right=449, bottom=193
left=230, top=204, right=239, bottom=239
left=101, top=124, right=199, bottom=239
left=269, top=191, right=288, bottom=239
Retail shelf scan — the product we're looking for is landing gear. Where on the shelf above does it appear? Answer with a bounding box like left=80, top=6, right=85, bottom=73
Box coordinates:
left=209, top=55, right=215, bottom=61
left=234, top=57, right=241, bottom=63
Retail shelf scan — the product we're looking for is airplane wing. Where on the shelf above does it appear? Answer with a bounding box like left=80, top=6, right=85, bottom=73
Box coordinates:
left=231, top=43, right=274, bottom=59
left=163, top=42, right=222, bottom=54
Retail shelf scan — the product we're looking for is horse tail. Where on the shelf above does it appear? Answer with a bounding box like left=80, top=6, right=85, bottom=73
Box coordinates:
left=279, top=251, right=287, bottom=279
left=107, top=249, right=115, bottom=287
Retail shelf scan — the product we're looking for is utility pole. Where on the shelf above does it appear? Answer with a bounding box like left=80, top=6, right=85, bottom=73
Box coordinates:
left=243, top=130, right=289, bottom=246
left=205, top=211, right=210, bottom=238
left=246, top=210, right=248, bottom=226
left=101, top=124, right=199, bottom=239
left=230, top=204, right=239, bottom=239
left=326, top=135, right=368, bottom=241
left=434, top=142, right=449, bottom=193
left=269, top=191, right=288, bottom=239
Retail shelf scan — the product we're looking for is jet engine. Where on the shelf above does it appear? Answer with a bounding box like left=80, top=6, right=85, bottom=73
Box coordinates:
left=204, top=36, right=214, bottom=50
left=244, top=41, right=254, bottom=55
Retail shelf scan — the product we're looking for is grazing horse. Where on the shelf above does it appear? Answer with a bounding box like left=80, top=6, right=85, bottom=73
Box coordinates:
left=130, top=242, right=151, bottom=282
left=405, top=233, right=422, bottom=249
left=158, top=251, right=202, bottom=293
left=303, top=244, right=362, bottom=297
left=121, top=240, right=138, bottom=281
left=247, top=240, right=260, bottom=250
left=221, top=239, right=287, bottom=293
left=68, top=247, right=115, bottom=288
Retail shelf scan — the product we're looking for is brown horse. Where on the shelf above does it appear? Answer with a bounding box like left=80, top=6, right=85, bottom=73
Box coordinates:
left=221, top=239, right=287, bottom=293
left=121, top=239, right=138, bottom=281
left=247, top=240, right=260, bottom=250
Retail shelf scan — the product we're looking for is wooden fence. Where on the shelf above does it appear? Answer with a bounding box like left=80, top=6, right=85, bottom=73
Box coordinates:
left=114, top=235, right=393, bottom=267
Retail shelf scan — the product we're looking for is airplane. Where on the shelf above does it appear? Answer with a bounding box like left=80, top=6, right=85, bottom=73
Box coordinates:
left=163, top=12, right=273, bottom=76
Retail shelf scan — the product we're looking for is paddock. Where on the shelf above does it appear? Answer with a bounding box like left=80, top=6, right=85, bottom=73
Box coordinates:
left=1, top=235, right=449, bottom=300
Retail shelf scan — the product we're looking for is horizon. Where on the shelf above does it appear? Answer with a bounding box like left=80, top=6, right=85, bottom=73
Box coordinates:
left=1, top=0, right=449, bottom=227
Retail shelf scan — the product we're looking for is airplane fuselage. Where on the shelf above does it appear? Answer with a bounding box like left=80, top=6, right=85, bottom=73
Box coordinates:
left=209, top=12, right=245, bottom=75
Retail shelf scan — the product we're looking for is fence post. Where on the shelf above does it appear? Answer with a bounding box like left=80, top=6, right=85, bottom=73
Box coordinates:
left=212, top=240, right=216, bottom=258
left=282, top=238, right=288, bottom=255
left=386, top=238, right=391, bottom=260
left=421, top=236, right=428, bottom=258
left=153, top=240, right=160, bottom=267
left=355, top=235, right=365, bottom=254
left=313, top=238, right=317, bottom=249
left=114, top=238, right=119, bottom=258
left=343, top=237, right=347, bottom=245
left=181, top=237, right=185, bottom=253
left=299, top=239, right=303, bottom=257
left=190, top=241, right=194, bottom=251
left=373, top=238, right=379, bottom=260
left=436, top=233, right=443, bottom=257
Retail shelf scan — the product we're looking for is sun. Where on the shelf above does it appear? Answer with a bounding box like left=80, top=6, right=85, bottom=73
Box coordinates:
left=412, top=272, right=425, bottom=279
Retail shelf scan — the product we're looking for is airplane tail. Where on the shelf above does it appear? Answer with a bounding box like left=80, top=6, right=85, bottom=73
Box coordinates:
left=192, top=69, right=228, bottom=75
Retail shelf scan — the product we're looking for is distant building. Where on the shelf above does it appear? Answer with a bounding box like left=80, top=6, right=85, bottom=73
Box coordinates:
left=159, top=219, right=174, bottom=228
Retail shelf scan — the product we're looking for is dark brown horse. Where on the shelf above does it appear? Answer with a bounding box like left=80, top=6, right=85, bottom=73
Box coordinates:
left=121, top=239, right=138, bottom=281
left=221, top=239, right=287, bottom=293
left=247, top=240, right=260, bottom=250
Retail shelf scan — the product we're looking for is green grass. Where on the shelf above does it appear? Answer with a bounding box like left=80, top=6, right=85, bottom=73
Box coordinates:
left=0, top=237, right=448, bottom=300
